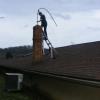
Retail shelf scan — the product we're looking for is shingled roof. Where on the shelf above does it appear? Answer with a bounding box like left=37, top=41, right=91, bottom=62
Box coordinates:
left=0, top=41, right=100, bottom=82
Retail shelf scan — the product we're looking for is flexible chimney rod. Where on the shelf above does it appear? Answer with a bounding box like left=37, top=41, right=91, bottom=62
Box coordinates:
left=37, top=8, right=57, bottom=26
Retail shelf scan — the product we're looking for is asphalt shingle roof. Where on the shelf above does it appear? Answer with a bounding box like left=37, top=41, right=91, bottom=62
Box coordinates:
left=0, top=41, right=100, bottom=81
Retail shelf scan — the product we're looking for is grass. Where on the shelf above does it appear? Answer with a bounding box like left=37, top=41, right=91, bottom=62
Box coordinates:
left=0, top=75, right=31, bottom=100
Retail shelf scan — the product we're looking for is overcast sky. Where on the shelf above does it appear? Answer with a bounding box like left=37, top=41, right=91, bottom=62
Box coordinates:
left=0, top=0, right=100, bottom=48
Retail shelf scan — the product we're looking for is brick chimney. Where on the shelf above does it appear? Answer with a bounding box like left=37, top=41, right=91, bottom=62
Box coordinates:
left=33, top=25, right=43, bottom=63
